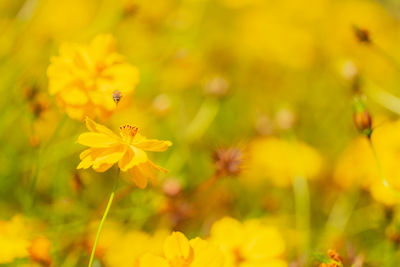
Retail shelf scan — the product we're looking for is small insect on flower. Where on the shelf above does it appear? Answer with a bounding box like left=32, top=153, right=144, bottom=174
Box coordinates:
left=76, top=118, right=172, bottom=188
left=112, top=90, right=122, bottom=104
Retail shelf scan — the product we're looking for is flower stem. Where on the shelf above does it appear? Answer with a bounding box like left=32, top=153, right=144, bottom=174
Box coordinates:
left=88, top=170, right=119, bottom=267
left=88, top=191, right=114, bottom=267
left=293, top=175, right=310, bottom=262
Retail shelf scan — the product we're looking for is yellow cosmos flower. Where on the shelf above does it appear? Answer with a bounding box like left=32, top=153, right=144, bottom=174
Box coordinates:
left=209, top=217, right=287, bottom=267
left=334, top=119, right=400, bottom=205
left=138, top=231, right=225, bottom=267
left=47, top=34, right=139, bottom=120
left=86, top=220, right=169, bottom=267
left=0, top=215, right=31, bottom=264
left=77, top=117, right=172, bottom=188
left=245, top=137, right=323, bottom=187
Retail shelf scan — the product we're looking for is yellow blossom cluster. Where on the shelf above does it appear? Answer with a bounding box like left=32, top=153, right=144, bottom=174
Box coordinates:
left=47, top=34, right=139, bottom=120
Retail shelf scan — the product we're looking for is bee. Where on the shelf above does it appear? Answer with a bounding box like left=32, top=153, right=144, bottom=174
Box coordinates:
left=112, top=90, right=122, bottom=104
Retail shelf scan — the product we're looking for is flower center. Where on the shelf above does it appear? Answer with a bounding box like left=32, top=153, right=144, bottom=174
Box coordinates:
left=120, top=125, right=138, bottom=143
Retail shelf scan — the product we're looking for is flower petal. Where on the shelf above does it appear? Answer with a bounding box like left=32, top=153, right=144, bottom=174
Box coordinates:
left=92, top=146, right=125, bottom=169
left=85, top=117, right=121, bottom=140
left=118, top=147, right=148, bottom=171
left=148, top=160, right=168, bottom=174
left=93, top=163, right=114, bottom=172
left=139, top=253, right=169, bottom=267
left=77, top=132, right=118, bottom=148
left=128, top=166, right=148, bottom=189
left=163, top=232, right=192, bottom=263
left=134, top=138, right=172, bottom=152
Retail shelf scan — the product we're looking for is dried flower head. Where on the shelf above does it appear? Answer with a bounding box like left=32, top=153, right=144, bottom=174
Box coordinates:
left=213, top=147, right=242, bottom=177
left=327, top=249, right=344, bottom=264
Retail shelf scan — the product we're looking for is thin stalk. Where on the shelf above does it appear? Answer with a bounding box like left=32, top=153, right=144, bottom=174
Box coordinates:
left=88, top=170, right=119, bottom=267
left=28, top=115, right=67, bottom=210
left=293, top=175, right=310, bottom=262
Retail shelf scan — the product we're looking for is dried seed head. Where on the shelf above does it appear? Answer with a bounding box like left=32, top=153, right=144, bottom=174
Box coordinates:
left=113, top=90, right=122, bottom=104
left=327, top=249, right=344, bottom=264
left=353, top=26, right=371, bottom=44
left=213, top=147, right=242, bottom=177
left=353, top=97, right=372, bottom=138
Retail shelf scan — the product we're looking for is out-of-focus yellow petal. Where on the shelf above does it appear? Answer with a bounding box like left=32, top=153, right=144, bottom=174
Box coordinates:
left=190, top=238, right=225, bottom=267
left=242, top=221, right=286, bottom=261
left=128, top=166, right=149, bottom=189
left=118, top=147, right=148, bottom=171
left=210, top=217, right=244, bottom=250
left=134, top=137, right=173, bottom=152
left=163, top=232, right=192, bottom=263
left=85, top=117, right=121, bottom=139
left=139, top=253, right=169, bottom=267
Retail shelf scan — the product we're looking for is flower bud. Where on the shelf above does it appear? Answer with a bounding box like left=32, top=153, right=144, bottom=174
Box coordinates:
left=353, top=97, right=372, bottom=138
left=213, top=147, right=242, bottom=177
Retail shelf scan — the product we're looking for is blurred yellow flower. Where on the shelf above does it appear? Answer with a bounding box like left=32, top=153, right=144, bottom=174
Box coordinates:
left=0, top=216, right=31, bottom=264
left=28, top=237, right=52, bottom=266
left=47, top=34, right=139, bottom=120
left=77, top=117, right=172, bottom=188
left=245, top=137, right=323, bottom=187
left=86, top=220, right=168, bottom=267
left=334, top=119, right=400, bottom=205
left=209, top=217, right=287, bottom=267
left=138, top=231, right=225, bottom=267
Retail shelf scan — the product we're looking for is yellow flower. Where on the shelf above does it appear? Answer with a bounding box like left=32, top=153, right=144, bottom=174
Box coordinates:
left=245, top=137, right=323, bottom=187
left=77, top=117, right=172, bottom=188
left=0, top=216, right=31, bottom=264
left=47, top=34, right=139, bottom=120
left=86, top=220, right=169, bottom=267
left=209, top=217, right=287, bottom=267
left=334, top=119, right=400, bottom=205
left=138, top=231, right=225, bottom=267
left=28, top=237, right=52, bottom=266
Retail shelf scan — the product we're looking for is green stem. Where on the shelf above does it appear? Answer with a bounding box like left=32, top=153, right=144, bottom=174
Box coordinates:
left=88, top=192, right=114, bottom=267
left=88, top=170, right=119, bottom=267
left=293, top=176, right=310, bottom=260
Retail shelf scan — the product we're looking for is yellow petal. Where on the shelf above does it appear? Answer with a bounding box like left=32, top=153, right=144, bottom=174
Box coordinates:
left=77, top=132, right=118, bottom=148
left=93, top=163, right=114, bottom=172
left=164, top=232, right=191, bottom=263
left=85, top=117, right=121, bottom=139
left=190, top=238, right=225, bottom=267
left=77, top=156, right=93, bottom=169
left=128, top=166, right=148, bottom=189
left=92, top=146, right=125, bottom=169
left=148, top=160, right=168, bottom=174
left=79, top=149, right=92, bottom=160
left=210, top=217, right=243, bottom=251
left=118, top=147, right=148, bottom=171
left=137, top=162, right=157, bottom=185
left=134, top=138, right=172, bottom=152
left=139, top=253, right=169, bottom=267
